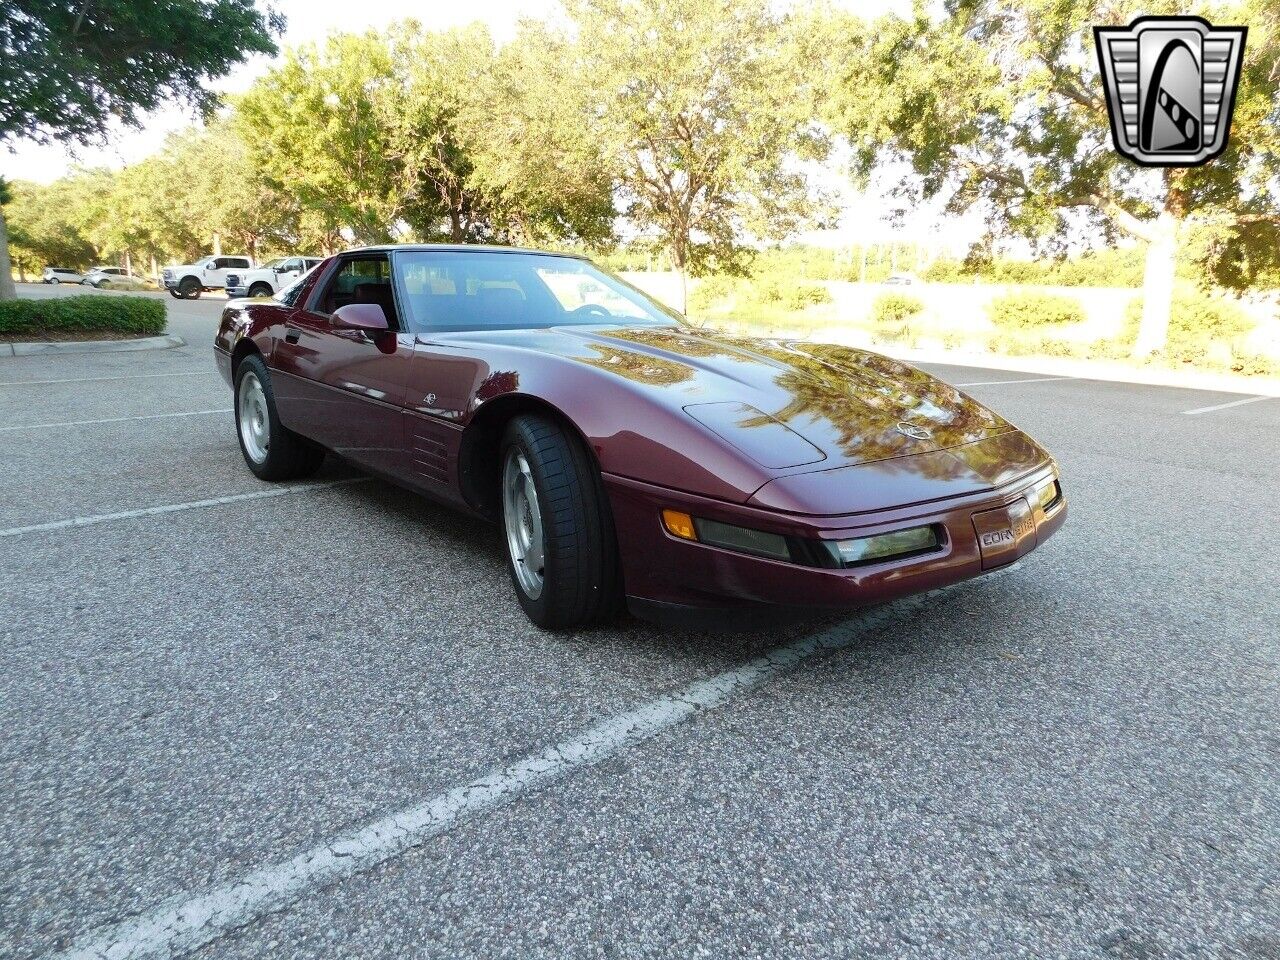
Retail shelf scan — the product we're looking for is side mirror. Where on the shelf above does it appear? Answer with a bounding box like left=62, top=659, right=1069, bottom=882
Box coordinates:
left=332, top=303, right=389, bottom=332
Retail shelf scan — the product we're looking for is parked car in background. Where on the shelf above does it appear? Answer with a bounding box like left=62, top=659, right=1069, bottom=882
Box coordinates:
left=82, top=266, right=131, bottom=287
left=42, top=267, right=85, bottom=284
left=214, top=245, right=1066, bottom=629
left=884, top=273, right=918, bottom=285
left=226, top=257, right=323, bottom=299
left=163, top=255, right=254, bottom=299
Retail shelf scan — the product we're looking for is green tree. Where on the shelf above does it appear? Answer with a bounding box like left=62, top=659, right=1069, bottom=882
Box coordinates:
left=5, top=176, right=101, bottom=274
left=0, top=0, right=282, bottom=298
left=828, top=0, right=1280, bottom=356
left=384, top=24, right=492, bottom=242
left=563, top=0, right=833, bottom=307
left=458, top=22, right=616, bottom=247
left=236, top=33, right=405, bottom=246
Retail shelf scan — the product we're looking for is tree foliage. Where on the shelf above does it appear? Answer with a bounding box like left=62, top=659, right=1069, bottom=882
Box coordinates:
left=827, top=0, right=1280, bottom=351
left=0, top=0, right=282, bottom=145
left=566, top=0, right=832, bottom=278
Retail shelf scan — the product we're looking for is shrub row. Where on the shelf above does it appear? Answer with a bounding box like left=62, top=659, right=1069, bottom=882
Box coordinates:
left=986, top=292, right=1086, bottom=330
left=0, top=295, right=166, bottom=337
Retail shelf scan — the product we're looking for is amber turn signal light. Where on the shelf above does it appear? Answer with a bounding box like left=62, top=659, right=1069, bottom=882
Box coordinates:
left=661, top=509, right=698, bottom=541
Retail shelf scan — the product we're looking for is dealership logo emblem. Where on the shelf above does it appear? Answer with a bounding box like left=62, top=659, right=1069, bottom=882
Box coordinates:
left=1094, top=16, right=1247, bottom=166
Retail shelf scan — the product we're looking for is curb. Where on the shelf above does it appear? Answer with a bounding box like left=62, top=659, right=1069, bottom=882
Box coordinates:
left=2, top=334, right=187, bottom=357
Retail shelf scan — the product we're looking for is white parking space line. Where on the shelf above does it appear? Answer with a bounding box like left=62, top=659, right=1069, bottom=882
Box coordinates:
left=50, top=565, right=1017, bottom=960
left=0, top=408, right=231, bottom=432
left=1183, top=395, right=1271, bottom=416
left=0, top=479, right=370, bottom=539
left=954, top=376, right=1072, bottom=387
left=0, top=370, right=208, bottom=387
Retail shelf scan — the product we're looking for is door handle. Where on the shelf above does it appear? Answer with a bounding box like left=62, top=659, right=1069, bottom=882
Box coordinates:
left=285, top=328, right=301, bottom=344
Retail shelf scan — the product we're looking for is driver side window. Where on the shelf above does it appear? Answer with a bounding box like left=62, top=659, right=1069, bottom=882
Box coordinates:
left=317, top=256, right=399, bottom=328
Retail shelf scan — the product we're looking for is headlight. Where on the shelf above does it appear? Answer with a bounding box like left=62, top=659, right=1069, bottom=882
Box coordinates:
left=660, top=510, right=941, bottom=569
left=823, top=526, right=939, bottom=567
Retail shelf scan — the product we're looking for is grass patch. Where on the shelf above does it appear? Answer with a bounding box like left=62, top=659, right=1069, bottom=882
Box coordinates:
left=0, top=295, right=166, bottom=339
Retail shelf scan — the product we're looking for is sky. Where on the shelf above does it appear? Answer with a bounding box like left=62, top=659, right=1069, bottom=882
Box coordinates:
left=2, top=0, right=982, bottom=254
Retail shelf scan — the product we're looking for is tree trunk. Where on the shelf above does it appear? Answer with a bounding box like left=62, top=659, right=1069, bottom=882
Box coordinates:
left=124, top=249, right=133, bottom=277
left=0, top=204, right=15, bottom=300
left=212, top=231, right=222, bottom=257
left=1134, top=210, right=1178, bottom=356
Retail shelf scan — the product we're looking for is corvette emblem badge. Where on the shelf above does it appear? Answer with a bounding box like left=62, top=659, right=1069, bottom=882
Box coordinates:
left=897, top=422, right=932, bottom=441
left=1094, top=16, right=1246, bottom=167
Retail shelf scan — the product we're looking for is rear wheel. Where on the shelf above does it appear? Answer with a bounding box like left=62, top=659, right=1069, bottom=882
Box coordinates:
left=234, top=354, right=325, bottom=481
left=500, top=414, right=622, bottom=629
left=178, top=276, right=200, bottom=299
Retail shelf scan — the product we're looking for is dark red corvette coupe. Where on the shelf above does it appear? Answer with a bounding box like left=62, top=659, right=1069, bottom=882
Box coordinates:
left=214, top=246, right=1065, bottom=628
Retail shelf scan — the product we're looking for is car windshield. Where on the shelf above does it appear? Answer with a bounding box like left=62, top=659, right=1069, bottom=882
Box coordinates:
left=260, top=258, right=287, bottom=270
left=395, top=251, right=682, bottom=333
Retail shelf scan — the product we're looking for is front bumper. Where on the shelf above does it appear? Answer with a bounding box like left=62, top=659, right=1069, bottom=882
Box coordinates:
left=604, top=465, right=1066, bottom=614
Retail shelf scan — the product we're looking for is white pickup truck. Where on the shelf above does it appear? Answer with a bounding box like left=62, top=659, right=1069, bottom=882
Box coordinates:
left=162, top=255, right=254, bottom=299
left=226, top=257, right=324, bottom=299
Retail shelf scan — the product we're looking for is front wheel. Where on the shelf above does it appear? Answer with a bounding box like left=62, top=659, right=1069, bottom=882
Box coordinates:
left=178, top=277, right=200, bottom=299
left=247, top=282, right=273, bottom=298
left=500, top=414, right=622, bottom=629
left=234, top=354, right=325, bottom=481
left=49, top=278, right=60, bottom=285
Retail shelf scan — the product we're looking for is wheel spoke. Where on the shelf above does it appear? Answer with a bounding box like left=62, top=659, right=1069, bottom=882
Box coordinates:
left=503, top=448, right=546, bottom=600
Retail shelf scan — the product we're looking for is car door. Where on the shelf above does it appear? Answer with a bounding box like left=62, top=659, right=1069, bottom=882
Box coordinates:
left=395, top=254, right=511, bottom=508
left=270, top=254, right=414, bottom=479
left=275, top=258, right=303, bottom=286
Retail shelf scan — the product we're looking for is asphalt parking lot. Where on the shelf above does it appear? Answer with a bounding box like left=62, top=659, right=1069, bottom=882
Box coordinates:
left=2, top=286, right=1277, bottom=959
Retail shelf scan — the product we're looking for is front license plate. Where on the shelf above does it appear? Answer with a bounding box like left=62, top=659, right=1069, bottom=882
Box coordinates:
left=972, top=498, right=1038, bottom=569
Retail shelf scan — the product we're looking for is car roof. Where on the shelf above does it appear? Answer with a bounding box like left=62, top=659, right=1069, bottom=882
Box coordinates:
left=340, top=243, right=589, bottom=261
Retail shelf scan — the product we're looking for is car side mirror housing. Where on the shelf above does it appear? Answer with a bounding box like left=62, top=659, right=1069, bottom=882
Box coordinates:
left=332, top=303, right=389, bottom=331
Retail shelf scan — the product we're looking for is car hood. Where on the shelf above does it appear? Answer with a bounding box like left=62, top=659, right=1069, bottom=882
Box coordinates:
left=555, top=325, right=1014, bottom=471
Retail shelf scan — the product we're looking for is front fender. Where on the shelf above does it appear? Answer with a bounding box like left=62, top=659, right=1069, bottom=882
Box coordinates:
left=448, top=345, right=775, bottom=505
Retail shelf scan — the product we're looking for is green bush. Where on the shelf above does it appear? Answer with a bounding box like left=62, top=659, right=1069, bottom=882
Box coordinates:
left=871, top=292, right=925, bottom=325
left=1120, top=289, right=1254, bottom=365
left=0, top=295, right=166, bottom=338
left=755, top=277, right=832, bottom=309
left=688, top=274, right=740, bottom=312
left=987, top=292, right=1086, bottom=330
left=986, top=331, right=1077, bottom=358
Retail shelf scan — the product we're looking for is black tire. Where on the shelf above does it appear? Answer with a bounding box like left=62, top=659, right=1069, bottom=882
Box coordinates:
left=178, top=276, right=201, bottom=299
left=49, top=278, right=60, bottom=285
left=500, top=414, right=623, bottom=629
left=233, top=354, right=325, bottom=481
left=247, top=282, right=273, bottom=298
left=168, top=288, right=183, bottom=299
